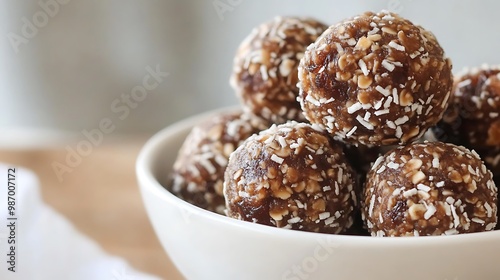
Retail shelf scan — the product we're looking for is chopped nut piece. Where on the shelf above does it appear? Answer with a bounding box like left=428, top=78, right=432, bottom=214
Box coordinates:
left=357, top=75, right=373, bottom=89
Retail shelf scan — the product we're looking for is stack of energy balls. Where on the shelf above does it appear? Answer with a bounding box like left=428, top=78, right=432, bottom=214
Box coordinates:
left=168, top=11, right=499, bottom=236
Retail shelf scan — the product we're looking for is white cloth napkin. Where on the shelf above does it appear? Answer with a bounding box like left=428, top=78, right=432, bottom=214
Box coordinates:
left=0, top=164, right=162, bottom=280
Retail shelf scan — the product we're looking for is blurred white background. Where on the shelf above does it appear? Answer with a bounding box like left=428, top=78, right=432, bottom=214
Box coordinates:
left=1, top=0, right=499, bottom=144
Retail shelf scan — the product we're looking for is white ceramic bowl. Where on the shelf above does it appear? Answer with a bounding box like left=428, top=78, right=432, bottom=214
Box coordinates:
left=137, top=107, right=500, bottom=280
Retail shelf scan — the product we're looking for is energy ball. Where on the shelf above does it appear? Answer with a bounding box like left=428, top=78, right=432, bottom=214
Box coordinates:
left=298, top=11, right=453, bottom=146
left=230, top=16, right=328, bottom=124
left=429, top=65, right=500, bottom=148
left=169, top=110, right=269, bottom=214
left=224, top=122, right=357, bottom=234
left=362, top=141, right=498, bottom=237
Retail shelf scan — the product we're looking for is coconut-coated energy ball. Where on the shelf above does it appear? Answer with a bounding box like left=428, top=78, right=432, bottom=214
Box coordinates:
left=230, top=16, right=328, bottom=124
left=169, top=110, right=269, bottom=214
left=224, top=122, right=357, bottom=234
left=362, top=141, right=497, bottom=237
left=298, top=11, right=453, bottom=146
left=429, top=65, right=500, bottom=148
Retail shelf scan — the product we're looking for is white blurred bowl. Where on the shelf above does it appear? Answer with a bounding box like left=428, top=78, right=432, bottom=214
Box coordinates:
left=137, top=107, right=500, bottom=280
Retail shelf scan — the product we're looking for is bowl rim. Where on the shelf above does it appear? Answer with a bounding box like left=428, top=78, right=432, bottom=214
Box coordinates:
left=136, top=106, right=500, bottom=247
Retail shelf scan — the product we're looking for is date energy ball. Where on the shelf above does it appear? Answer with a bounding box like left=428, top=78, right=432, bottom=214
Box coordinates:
left=429, top=65, right=500, bottom=148
left=362, top=141, right=498, bottom=237
left=230, top=16, right=328, bottom=124
left=169, top=110, right=269, bottom=214
left=298, top=11, right=453, bottom=146
left=224, top=122, right=357, bottom=234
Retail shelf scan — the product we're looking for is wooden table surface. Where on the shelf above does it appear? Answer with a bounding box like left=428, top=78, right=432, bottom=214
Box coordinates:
left=0, top=138, right=184, bottom=280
